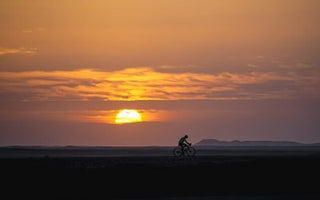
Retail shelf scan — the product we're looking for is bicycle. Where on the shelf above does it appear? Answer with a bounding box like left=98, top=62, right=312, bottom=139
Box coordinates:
left=173, top=143, right=196, bottom=157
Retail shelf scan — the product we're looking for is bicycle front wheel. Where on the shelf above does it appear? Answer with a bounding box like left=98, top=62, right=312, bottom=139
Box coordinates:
left=186, top=147, right=196, bottom=156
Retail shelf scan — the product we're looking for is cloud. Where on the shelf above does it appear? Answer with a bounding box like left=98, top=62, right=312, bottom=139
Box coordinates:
left=0, top=109, right=172, bottom=124
left=0, top=67, right=319, bottom=101
left=22, top=30, right=33, bottom=33
left=22, top=27, right=45, bottom=34
left=0, top=47, right=37, bottom=55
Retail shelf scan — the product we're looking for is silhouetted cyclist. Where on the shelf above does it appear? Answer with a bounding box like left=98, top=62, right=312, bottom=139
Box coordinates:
left=178, top=135, right=191, bottom=154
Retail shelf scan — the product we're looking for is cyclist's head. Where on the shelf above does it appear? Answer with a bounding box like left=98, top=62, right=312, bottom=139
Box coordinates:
left=185, top=134, right=188, bottom=138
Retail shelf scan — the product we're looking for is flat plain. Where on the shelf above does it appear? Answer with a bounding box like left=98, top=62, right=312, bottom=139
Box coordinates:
left=1, top=146, right=320, bottom=199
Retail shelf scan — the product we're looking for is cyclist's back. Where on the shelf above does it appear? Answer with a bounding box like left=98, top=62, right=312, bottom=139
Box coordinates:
left=178, top=136, right=186, bottom=145
left=178, top=135, right=190, bottom=147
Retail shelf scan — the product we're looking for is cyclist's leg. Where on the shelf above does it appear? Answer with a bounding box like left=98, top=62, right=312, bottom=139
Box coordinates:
left=181, top=143, right=186, bottom=155
left=178, top=144, right=183, bottom=154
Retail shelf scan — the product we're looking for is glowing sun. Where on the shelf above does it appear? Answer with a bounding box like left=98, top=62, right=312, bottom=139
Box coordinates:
left=115, top=109, right=142, bottom=124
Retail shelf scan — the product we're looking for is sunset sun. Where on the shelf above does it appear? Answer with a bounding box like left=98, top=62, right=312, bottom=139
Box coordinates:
left=115, top=109, right=142, bottom=124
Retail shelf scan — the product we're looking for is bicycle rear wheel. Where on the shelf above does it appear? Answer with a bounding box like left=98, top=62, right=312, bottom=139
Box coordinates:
left=186, top=146, right=196, bottom=156
left=173, top=147, right=183, bottom=157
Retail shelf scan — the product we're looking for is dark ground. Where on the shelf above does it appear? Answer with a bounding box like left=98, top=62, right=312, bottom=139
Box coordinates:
left=1, top=146, right=320, bottom=199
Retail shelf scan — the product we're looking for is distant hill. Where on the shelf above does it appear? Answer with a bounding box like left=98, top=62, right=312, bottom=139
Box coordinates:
left=195, top=139, right=320, bottom=147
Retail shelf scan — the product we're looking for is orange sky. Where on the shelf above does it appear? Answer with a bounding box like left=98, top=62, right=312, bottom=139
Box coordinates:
left=0, top=0, right=320, bottom=145
left=1, top=0, right=320, bottom=70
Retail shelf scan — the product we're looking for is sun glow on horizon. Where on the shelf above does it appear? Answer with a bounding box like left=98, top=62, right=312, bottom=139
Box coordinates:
left=115, top=109, right=142, bottom=124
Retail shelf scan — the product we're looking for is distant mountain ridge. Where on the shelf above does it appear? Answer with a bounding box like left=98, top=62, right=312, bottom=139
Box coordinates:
left=195, top=139, right=320, bottom=147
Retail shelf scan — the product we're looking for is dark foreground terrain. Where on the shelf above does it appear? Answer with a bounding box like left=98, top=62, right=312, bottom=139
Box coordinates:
left=1, top=146, right=320, bottom=199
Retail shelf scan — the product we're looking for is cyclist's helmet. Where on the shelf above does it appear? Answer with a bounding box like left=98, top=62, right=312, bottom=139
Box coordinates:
left=185, top=134, right=188, bottom=138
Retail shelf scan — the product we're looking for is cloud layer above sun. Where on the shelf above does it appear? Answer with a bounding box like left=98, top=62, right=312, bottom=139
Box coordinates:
left=0, top=66, right=319, bottom=101
left=0, top=47, right=37, bottom=55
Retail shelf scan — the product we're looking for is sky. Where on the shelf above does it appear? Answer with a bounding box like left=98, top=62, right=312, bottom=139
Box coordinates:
left=0, top=0, right=320, bottom=146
